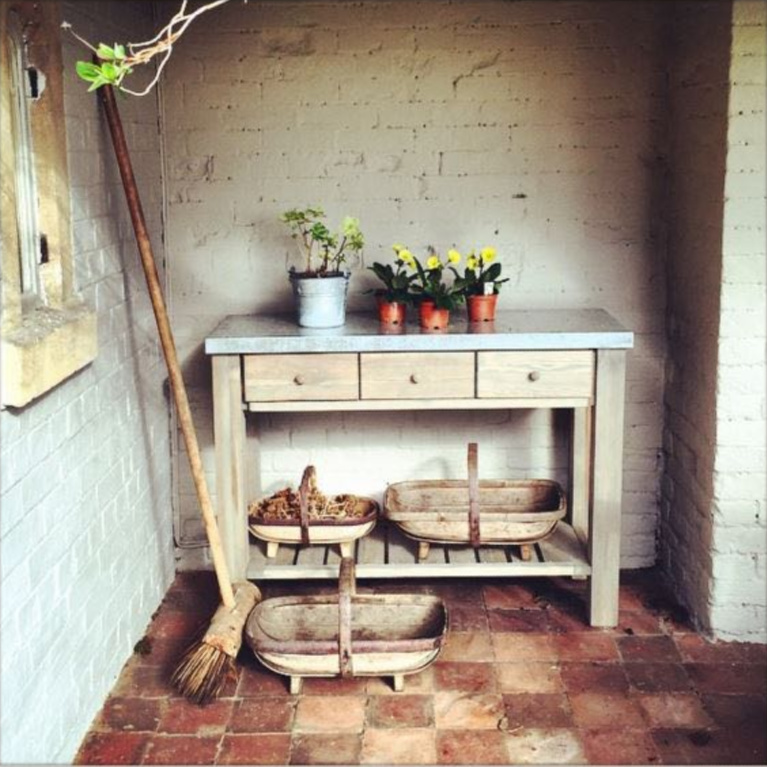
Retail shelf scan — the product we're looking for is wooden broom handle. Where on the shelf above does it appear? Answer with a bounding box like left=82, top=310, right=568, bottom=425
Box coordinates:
left=467, top=443, right=481, bottom=547
left=99, top=84, right=235, bottom=609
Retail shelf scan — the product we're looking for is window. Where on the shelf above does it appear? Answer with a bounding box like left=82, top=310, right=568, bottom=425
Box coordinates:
left=1, top=1, right=96, bottom=408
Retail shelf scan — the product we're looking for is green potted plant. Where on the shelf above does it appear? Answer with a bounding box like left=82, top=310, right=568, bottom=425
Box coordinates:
left=366, top=245, right=419, bottom=325
left=280, top=206, right=364, bottom=328
left=451, top=247, right=508, bottom=323
left=400, top=246, right=464, bottom=330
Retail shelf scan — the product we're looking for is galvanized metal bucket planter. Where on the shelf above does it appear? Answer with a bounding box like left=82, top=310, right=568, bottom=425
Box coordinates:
left=290, top=272, right=350, bottom=328
left=245, top=558, right=448, bottom=694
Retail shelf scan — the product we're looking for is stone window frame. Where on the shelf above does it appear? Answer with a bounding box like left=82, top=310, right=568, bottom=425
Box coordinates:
left=1, top=1, right=97, bottom=408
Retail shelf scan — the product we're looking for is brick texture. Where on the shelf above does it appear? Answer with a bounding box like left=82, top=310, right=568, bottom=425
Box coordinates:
left=165, top=0, right=672, bottom=570
left=660, top=0, right=766, bottom=642
left=0, top=2, right=174, bottom=762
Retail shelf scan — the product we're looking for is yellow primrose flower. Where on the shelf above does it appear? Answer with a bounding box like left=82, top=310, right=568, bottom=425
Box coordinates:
left=392, top=243, right=405, bottom=253
left=398, top=249, right=414, bottom=265
left=480, top=246, right=497, bottom=262
left=447, top=249, right=461, bottom=264
left=426, top=255, right=442, bottom=270
left=467, top=256, right=478, bottom=270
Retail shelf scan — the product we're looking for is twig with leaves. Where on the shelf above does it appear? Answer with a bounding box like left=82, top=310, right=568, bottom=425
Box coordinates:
left=63, top=0, right=234, bottom=96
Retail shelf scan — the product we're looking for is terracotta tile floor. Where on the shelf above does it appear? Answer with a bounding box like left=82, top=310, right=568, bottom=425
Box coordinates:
left=75, top=569, right=767, bottom=765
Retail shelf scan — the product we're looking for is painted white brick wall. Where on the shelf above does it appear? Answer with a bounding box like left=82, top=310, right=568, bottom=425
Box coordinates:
left=660, top=0, right=766, bottom=642
left=710, top=0, right=766, bottom=642
left=165, top=0, right=669, bottom=570
left=0, top=3, right=174, bottom=762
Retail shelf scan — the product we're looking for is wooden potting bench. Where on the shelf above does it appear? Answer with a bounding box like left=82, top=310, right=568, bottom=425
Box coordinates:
left=205, top=309, right=633, bottom=626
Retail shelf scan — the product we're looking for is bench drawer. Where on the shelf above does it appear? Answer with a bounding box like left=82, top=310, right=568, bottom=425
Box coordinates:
left=477, top=351, right=594, bottom=400
left=361, top=352, right=475, bottom=400
left=244, top=354, right=359, bottom=402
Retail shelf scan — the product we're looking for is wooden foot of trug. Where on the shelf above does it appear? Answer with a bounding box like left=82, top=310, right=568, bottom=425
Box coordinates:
left=339, top=541, right=353, bottom=558
left=520, top=544, right=532, bottom=561
left=418, top=541, right=430, bottom=561
left=266, top=541, right=279, bottom=559
left=392, top=675, right=405, bottom=692
left=290, top=676, right=303, bottom=695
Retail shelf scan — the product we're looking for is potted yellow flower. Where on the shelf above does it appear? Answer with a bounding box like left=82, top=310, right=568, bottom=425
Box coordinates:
left=396, top=245, right=464, bottom=330
left=366, top=245, right=419, bottom=325
left=451, top=246, right=508, bottom=323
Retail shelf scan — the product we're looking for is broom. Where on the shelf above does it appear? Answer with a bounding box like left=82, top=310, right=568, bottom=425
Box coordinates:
left=99, top=83, right=260, bottom=703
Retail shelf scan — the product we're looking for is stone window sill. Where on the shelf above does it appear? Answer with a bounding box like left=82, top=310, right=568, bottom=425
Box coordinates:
left=1, top=301, right=97, bottom=408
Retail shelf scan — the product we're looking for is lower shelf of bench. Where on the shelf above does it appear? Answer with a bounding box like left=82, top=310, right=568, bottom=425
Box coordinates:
left=246, top=520, right=590, bottom=580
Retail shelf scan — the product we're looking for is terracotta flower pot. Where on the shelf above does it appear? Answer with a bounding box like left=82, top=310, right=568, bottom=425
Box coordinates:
left=419, top=300, right=450, bottom=330
left=377, top=297, right=407, bottom=326
left=467, top=293, right=498, bottom=323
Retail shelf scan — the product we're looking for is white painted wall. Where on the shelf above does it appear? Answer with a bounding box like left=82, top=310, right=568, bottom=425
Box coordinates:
left=165, top=0, right=669, bottom=569
left=0, top=2, right=174, bottom=761
left=710, top=0, right=766, bottom=641
left=661, top=0, right=766, bottom=642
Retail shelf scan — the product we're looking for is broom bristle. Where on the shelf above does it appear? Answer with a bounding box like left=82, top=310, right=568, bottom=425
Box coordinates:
left=171, top=641, right=236, bottom=704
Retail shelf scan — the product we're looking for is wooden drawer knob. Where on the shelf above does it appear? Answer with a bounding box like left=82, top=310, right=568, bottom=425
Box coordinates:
left=410, top=373, right=420, bottom=384
left=528, top=370, right=540, bottom=382
left=293, top=374, right=306, bottom=386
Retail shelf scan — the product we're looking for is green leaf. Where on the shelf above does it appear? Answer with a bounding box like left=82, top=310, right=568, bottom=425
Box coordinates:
left=100, top=62, right=118, bottom=81
left=113, top=44, right=127, bottom=60
left=485, top=262, right=502, bottom=281
left=76, top=61, right=101, bottom=82
left=96, top=43, right=116, bottom=60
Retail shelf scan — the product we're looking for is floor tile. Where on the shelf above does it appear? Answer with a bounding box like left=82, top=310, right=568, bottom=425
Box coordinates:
left=95, top=697, right=165, bottom=732
left=440, top=632, right=494, bottom=662
left=650, top=728, right=732, bottom=765
left=360, top=728, right=437, bottom=764
left=433, top=691, right=506, bottom=729
left=228, top=697, right=294, bottom=733
left=294, top=695, right=366, bottom=732
left=488, top=609, right=550, bottom=633
left=505, top=727, right=588, bottom=764
left=675, top=634, right=767, bottom=664
left=366, top=695, right=434, bottom=729
left=614, top=609, right=664, bottom=636
left=559, top=662, right=629, bottom=694
left=569, top=692, right=645, bottom=728
left=635, top=692, right=713, bottom=728
left=434, top=662, right=496, bottom=693
left=495, top=662, right=563, bottom=694
left=142, top=734, right=221, bottom=764
left=111, top=662, right=175, bottom=699
left=301, top=676, right=368, bottom=695
left=581, top=727, right=660, bottom=764
left=157, top=698, right=233, bottom=735
left=436, top=729, right=509, bottom=764
left=491, top=633, right=559, bottom=662
left=483, top=582, right=544, bottom=610
left=616, top=635, right=682, bottom=663
left=217, top=733, right=291, bottom=764
left=553, top=633, right=619, bottom=662
left=685, top=663, right=767, bottom=695
left=624, top=662, right=693, bottom=692
left=237, top=664, right=294, bottom=696
left=503, top=693, right=574, bottom=728
left=448, top=603, right=489, bottom=632
left=290, top=733, right=362, bottom=765
left=366, top=667, right=434, bottom=695
left=75, top=732, right=150, bottom=765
